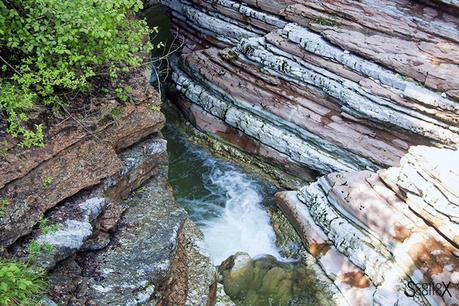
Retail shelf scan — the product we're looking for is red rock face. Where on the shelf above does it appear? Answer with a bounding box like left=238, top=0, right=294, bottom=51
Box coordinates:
left=158, top=0, right=459, bottom=304
left=0, top=67, right=165, bottom=250
left=293, top=146, right=459, bottom=305
left=162, top=0, right=459, bottom=175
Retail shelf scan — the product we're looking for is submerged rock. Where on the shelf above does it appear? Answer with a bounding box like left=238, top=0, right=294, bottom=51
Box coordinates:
left=218, top=252, right=335, bottom=306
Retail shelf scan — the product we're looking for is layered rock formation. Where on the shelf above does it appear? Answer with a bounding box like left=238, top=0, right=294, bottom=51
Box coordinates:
left=0, top=71, right=216, bottom=305
left=277, top=146, right=459, bottom=305
left=160, top=0, right=459, bottom=176
left=155, top=0, right=459, bottom=305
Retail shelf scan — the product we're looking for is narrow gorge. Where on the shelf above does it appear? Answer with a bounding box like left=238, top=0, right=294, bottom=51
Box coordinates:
left=154, top=0, right=459, bottom=305
left=0, top=0, right=458, bottom=305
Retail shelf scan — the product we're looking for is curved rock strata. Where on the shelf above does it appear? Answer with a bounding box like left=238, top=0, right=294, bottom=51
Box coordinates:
left=155, top=0, right=459, bottom=305
left=160, top=0, right=459, bottom=175
left=277, top=146, right=459, bottom=305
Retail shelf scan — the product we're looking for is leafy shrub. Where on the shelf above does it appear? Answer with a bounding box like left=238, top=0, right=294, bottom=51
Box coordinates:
left=0, top=0, right=152, bottom=147
left=0, top=259, right=46, bottom=305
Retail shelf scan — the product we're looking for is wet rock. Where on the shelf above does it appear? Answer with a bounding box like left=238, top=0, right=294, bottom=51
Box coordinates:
left=80, top=171, right=187, bottom=305
left=215, top=283, right=236, bottom=306
left=218, top=252, right=336, bottom=306
left=275, top=191, right=376, bottom=306
left=76, top=157, right=215, bottom=305
left=182, top=219, right=217, bottom=306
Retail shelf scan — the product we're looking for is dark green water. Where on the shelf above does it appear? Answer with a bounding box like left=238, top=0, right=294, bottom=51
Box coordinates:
left=164, top=120, right=282, bottom=265
left=142, top=6, right=335, bottom=305
left=162, top=115, right=334, bottom=306
left=139, top=4, right=173, bottom=91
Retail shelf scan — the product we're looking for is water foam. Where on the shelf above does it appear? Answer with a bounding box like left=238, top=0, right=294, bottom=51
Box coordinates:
left=201, top=168, right=282, bottom=265
left=167, top=125, right=282, bottom=265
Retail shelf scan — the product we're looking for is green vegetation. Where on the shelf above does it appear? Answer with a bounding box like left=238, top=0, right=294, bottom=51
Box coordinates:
left=111, top=105, right=124, bottom=122
left=0, top=259, right=46, bottom=305
left=27, top=218, right=59, bottom=257
left=395, top=73, right=407, bottom=81
left=38, top=218, right=60, bottom=235
left=316, top=17, right=335, bottom=26
left=115, top=87, right=129, bottom=102
left=0, top=0, right=153, bottom=147
left=41, top=176, right=53, bottom=188
left=222, top=49, right=239, bottom=61
left=27, top=240, right=54, bottom=258
left=0, top=141, right=9, bottom=159
left=135, top=186, right=147, bottom=195
left=150, top=104, right=161, bottom=112
left=0, top=198, right=10, bottom=217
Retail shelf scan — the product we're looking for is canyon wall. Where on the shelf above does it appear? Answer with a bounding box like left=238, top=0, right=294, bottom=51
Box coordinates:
left=0, top=70, right=216, bottom=305
left=157, top=0, right=459, bottom=305
left=160, top=0, right=459, bottom=176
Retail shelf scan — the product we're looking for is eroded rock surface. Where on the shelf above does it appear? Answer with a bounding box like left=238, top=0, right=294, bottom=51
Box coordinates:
left=159, top=0, right=459, bottom=175
left=218, top=252, right=336, bottom=306
left=277, top=146, right=459, bottom=305
left=0, top=71, right=216, bottom=305
left=154, top=1, right=459, bottom=304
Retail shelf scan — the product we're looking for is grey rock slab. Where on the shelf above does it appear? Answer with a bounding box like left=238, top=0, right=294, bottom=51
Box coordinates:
left=84, top=173, right=187, bottom=305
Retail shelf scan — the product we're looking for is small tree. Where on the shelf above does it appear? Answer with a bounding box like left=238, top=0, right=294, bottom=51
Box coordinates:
left=0, top=0, right=152, bottom=147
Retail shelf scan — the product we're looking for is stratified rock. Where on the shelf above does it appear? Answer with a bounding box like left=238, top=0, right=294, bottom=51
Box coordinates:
left=277, top=146, right=459, bottom=305
left=0, top=103, right=165, bottom=250
left=160, top=1, right=459, bottom=304
left=80, top=173, right=187, bottom=305
left=0, top=139, right=122, bottom=249
left=1, top=64, right=216, bottom=305
left=380, top=146, right=459, bottom=246
left=275, top=191, right=375, bottom=306
left=28, top=136, right=168, bottom=271
left=0, top=68, right=159, bottom=190
left=161, top=0, right=459, bottom=175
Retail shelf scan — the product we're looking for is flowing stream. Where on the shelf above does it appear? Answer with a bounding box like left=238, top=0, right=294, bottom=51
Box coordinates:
left=143, top=5, right=335, bottom=304
left=164, top=119, right=334, bottom=306
left=141, top=3, right=284, bottom=266
left=165, top=121, right=282, bottom=265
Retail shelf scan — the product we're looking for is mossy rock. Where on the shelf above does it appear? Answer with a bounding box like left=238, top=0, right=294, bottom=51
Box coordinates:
left=219, top=253, right=336, bottom=306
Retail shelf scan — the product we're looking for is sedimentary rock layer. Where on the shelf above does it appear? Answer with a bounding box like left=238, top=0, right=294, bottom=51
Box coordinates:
left=0, top=73, right=217, bottom=304
left=160, top=0, right=459, bottom=175
left=277, top=146, right=459, bottom=305
left=156, top=1, right=459, bottom=304
left=0, top=103, right=164, bottom=249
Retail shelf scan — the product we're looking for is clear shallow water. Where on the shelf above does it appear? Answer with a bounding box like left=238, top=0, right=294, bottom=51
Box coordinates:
left=145, top=5, right=335, bottom=304
left=164, top=121, right=335, bottom=305
left=165, top=122, right=282, bottom=265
